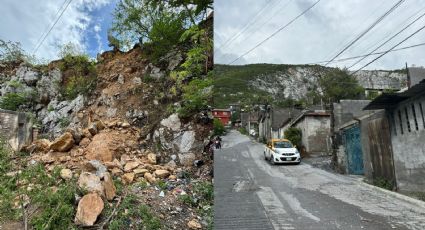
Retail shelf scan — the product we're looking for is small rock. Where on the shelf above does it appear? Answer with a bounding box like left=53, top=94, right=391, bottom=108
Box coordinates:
left=60, top=169, right=73, bottom=180
left=154, top=169, right=170, bottom=179
left=144, top=172, right=156, bottom=184
left=121, top=122, right=130, bottom=128
left=133, top=168, right=149, bottom=175
left=94, top=120, right=106, bottom=131
left=78, top=172, right=104, bottom=196
left=110, top=167, right=123, bottom=176
left=187, top=219, right=202, bottom=229
left=82, top=128, right=92, bottom=138
left=79, top=138, right=91, bottom=148
left=117, top=74, right=124, bottom=84
left=88, top=123, right=98, bottom=136
left=168, top=175, right=177, bottom=180
left=50, top=132, right=75, bottom=152
left=41, top=154, right=55, bottom=163
left=124, top=161, right=140, bottom=172
left=122, top=173, right=135, bottom=184
left=74, top=193, right=104, bottom=226
left=147, top=153, right=157, bottom=165
left=159, top=191, right=165, bottom=197
left=103, top=172, right=116, bottom=201
left=32, top=139, right=51, bottom=152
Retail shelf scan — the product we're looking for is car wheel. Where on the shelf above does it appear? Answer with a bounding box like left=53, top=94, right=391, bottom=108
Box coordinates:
left=264, top=151, right=267, bottom=160
left=269, top=154, right=275, bottom=165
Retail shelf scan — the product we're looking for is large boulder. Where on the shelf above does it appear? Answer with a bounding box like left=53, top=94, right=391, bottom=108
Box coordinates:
left=174, top=131, right=195, bottom=153
left=103, top=172, right=116, bottom=201
left=50, top=132, right=75, bottom=152
left=74, top=193, right=104, bottom=226
left=160, top=113, right=181, bottom=131
left=85, top=132, right=119, bottom=162
left=77, top=172, right=104, bottom=196
left=32, top=139, right=51, bottom=153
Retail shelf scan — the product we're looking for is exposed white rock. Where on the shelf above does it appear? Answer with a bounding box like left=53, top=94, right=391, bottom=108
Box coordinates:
left=160, top=113, right=181, bottom=132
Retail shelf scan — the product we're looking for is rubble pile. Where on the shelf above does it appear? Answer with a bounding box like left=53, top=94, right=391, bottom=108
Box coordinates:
left=22, top=114, right=213, bottom=229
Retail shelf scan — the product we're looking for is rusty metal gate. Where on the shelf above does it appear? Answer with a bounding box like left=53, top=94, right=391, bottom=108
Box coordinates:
left=343, top=124, right=364, bottom=174
left=367, top=117, right=396, bottom=187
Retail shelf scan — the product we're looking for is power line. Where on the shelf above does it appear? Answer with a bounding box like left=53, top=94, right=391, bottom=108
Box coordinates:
left=32, top=0, right=73, bottom=55
left=228, top=0, right=322, bottom=65
left=217, top=0, right=277, bottom=51
left=353, top=25, right=425, bottom=74
left=347, top=9, right=425, bottom=69
left=228, top=0, right=293, bottom=49
left=32, top=0, right=69, bottom=54
left=324, top=0, right=405, bottom=66
left=306, top=42, right=425, bottom=65
left=323, top=0, right=387, bottom=61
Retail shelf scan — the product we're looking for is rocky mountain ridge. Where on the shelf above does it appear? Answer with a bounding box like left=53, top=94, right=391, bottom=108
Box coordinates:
left=213, top=64, right=407, bottom=108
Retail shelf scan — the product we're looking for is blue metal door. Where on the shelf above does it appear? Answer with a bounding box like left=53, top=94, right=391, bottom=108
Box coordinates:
left=343, top=125, right=364, bottom=174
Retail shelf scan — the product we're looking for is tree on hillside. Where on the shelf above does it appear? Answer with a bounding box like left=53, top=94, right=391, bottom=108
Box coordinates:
left=319, top=68, right=364, bottom=103
left=110, top=0, right=212, bottom=53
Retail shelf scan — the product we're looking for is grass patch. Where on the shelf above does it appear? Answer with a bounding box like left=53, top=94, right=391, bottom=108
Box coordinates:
left=373, top=177, right=394, bottom=190
left=179, top=181, right=213, bottom=229
left=109, top=194, right=161, bottom=230
left=0, top=140, right=79, bottom=230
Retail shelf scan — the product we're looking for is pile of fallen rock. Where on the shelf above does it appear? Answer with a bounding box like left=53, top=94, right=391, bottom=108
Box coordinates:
left=24, top=119, right=190, bottom=227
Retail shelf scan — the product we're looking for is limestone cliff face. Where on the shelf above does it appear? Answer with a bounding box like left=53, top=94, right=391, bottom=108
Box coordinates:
left=0, top=47, right=212, bottom=167
left=250, top=66, right=407, bottom=100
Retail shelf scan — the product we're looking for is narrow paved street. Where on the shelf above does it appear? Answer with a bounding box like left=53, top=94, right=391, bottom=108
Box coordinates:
left=214, top=130, right=425, bottom=230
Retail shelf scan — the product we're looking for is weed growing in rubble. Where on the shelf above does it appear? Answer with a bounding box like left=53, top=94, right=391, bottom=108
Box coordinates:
left=109, top=194, right=161, bottom=230
left=179, top=181, right=214, bottom=229
left=373, top=177, right=394, bottom=191
left=0, top=141, right=78, bottom=229
left=58, top=117, right=71, bottom=129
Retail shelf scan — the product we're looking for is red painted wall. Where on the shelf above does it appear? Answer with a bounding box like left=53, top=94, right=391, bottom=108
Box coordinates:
left=212, top=110, right=231, bottom=125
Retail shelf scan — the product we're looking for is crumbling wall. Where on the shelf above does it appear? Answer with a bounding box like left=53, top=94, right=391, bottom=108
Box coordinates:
left=0, top=109, right=32, bottom=151
left=295, top=115, right=330, bottom=155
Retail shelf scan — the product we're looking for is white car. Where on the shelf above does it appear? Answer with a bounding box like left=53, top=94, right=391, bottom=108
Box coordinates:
left=264, top=139, right=301, bottom=164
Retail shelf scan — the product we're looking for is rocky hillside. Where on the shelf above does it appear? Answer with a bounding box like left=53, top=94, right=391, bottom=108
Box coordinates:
left=213, top=64, right=407, bottom=108
left=0, top=47, right=213, bottom=229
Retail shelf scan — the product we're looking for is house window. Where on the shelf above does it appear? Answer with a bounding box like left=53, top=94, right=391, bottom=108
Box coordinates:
left=420, top=102, right=425, bottom=129
left=398, top=110, right=404, bottom=134
left=405, top=107, right=411, bottom=132
left=412, top=104, right=419, bottom=131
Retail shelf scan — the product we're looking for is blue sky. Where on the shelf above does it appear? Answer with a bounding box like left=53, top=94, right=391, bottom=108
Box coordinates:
left=84, top=0, right=118, bottom=57
left=0, top=0, right=119, bottom=61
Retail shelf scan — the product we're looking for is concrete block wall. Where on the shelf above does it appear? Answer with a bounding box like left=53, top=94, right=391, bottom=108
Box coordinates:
left=295, top=116, right=331, bottom=155
left=0, top=109, right=33, bottom=151
left=390, top=94, right=425, bottom=192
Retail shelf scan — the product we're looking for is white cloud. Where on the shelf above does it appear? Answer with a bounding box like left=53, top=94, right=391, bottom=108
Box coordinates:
left=0, top=0, right=111, bottom=61
left=215, top=0, right=425, bottom=70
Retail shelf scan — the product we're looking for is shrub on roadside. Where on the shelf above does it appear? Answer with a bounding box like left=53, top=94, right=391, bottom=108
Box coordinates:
left=284, top=127, right=302, bottom=148
left=213, top=118, right=225, bottom=136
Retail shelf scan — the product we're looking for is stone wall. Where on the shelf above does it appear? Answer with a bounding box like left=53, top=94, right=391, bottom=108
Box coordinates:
left=389, top=93, right=425, bottom=192
left=0, top=109, right=33, bottom=151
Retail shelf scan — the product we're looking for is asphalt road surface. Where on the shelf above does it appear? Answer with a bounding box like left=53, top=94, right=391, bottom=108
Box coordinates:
left=214, top=130, right=425, bottom=230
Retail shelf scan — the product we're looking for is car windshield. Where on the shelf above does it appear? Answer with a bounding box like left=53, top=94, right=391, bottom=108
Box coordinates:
left=274, top=141, right=293, bottom=148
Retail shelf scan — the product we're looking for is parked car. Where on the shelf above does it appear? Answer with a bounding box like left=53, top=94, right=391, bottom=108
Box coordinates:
left=264, top=139, right=301, bottom=165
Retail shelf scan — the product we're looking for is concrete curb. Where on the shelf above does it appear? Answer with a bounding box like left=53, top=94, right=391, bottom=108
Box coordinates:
left=357, top=178, right=425, bottom=209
